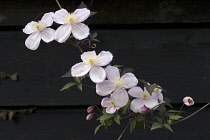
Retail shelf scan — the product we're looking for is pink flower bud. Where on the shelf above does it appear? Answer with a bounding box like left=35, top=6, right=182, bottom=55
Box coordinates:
left=86, top=113, right=94, bottom=120
left=183, top=97, right=194, bottom=106
left=87, top=106, right=94, bottom=113
left=139, top=106, right=149, bottom=114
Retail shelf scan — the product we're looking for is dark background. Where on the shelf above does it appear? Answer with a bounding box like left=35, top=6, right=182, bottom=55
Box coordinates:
left=0, top=0, right=210, bottom=139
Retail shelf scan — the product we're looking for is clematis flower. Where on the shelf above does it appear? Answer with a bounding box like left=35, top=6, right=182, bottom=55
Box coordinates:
left=23, top=12, right=55, bottom=50
left=128, top=86, right=158, bottom=113
left=96, top=66, right=138, bottom=108
left=152, top=88, right=163, bottom=102
left=54, top=8, right=90, bottom=42
left=183, top=96, right=194, bottom=106
left=101, top=97, right=120, bottom=114
left=71, top=51, right=113, bottom=83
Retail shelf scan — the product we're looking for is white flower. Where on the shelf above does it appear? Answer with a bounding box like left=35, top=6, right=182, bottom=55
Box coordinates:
left=96, top=66, right=138, bottom=108
left=71, top=51, right=113, bottom=83
left=101, top=97, right=120, bottom=114
left=152, top=88, right=163, bottom=102
left=183, top=96, right=194, bottom=106
left=54, top=8, right=90, bottom=42
left=23, top=12, right=55, bottom=50
left=129, top=87, right=158, bottom=113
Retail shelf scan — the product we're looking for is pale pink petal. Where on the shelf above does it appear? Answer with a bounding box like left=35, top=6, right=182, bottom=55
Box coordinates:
left=101, top=97, right=112, bottom=107
left=41, top=28, right=55, bottom=43
left=71, top=62, right=91, bottom=77
left=144, top=97, right=159, bottom=109
left=41, top=12, right=54, bottom=27
left=112, top=89, right=129, bottom=108
left=105, top=66, right=120, bottom=82
left=25, top=32, right=41, bottom=50
left=55, top=24, right=71, bottom=43
left=71, top=23, right=89, bottom=40
left=89, top=66, right=106, bottom=83
left=106, top=106, right=117, bottom=114
left=54, top=9, right=69, bottom=24
left=130, top=98, right=144, bottom=113
left=96, top=80, right=115, bottom=96
left=157, top=93, right=163, bottom=102
left=121, top=73, right=138, bottom=89
left=23, top=21, right=36, bottom=34
left=95, top=51, right=113, bottom=66
left=128, top=86, right=143, bottom=98
left=73, top=8, right=90, bottom=23
left=81, top=51, right=97, bottom=62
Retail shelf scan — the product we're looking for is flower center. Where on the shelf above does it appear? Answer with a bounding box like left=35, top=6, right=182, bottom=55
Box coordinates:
left=86, top=56, right=97, bottom=65
left=109, top=101, right=115, bottom=106
left=154, top=88, right=160, bottom=93
left=114, top=79, right=123, bottom=88
left=33, top=21, right=44, bottom=31
left=64, top=13, right=77, bottom=24
left=141, top=92, right=148, bottom=99
left=188, top=99, right=193, bottom=103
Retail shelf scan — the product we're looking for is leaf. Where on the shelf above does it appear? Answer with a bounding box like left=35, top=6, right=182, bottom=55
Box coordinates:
left=75, top=77, right=81, bottom=84
left=90, top=11, right=97, bottom=16
left=113, top=65, right=124, bottom=68
left=155, top=116, right=163, bottom=123
left=151, top=122, right=162, bottom=130
left=92, top=32, right=97, bottom=39
left=122, top=68, right=134, bottom=75
left=77, top=84, right=83, bottom=91
left=60, top=82, right=77, bottom=91
left=136, top=114, right=145, bottom=122
left=130, top=119, right=137, bottom=133
left=100, top=113, right=114, bottom=121
left=167, top=110, right=181, bottom=113
left=169, top=114, right=183, bottom=120
left=92, top=39, right=100, bottom=42
left=78, top=2, right=87, bottom=8
left=114, top=115, right=121, bottom=125
left=156, top=104, right=166, bottom=112
left=121, top=100, right=131, bottom=114
left=145, top=84, right=159, bottom=94
left=61, top=71, right=72, bottom=78
left=163, top=97, right=172, bottom=103
left=139, top=79, right=148, bottom=85
left=94, top=124, right=103, bottom=135
left=164, top=124, right=173, bottom=132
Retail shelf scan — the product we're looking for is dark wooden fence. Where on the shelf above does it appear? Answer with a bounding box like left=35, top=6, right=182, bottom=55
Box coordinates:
left=0, top=0, right=210, bottom=139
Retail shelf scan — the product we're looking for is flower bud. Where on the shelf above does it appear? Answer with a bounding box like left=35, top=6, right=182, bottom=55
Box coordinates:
left=87, top=106, right=94, bottom=113
left=139, top=106, right=149, bottom=114
left=183, top=97, right=194, bottom=106
left=86, top=113, right=94, bottom=120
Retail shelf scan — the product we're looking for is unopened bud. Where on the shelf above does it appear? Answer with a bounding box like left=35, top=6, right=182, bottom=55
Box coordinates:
left=87, top=106, right=94, bottom=113
left=183, top=97, right=194, bottom=106
left=86, top=113, right=94, bottom=120
left=139, top=106, right=149, bottom=114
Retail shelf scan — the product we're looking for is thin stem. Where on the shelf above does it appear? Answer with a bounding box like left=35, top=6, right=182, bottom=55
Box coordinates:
left=118, top=120, right=131, bottom=140
left=179, top=103, right=185, bottom=112
left=171, top=102, right=210, bottom=125
left=55, top=0, right=62, bottom=9
left=150, top=101, right=165, bottom=111
left=75, top=39, right=84, bottom=54
left=82, top=84, right=96, bottom=89
left=94, top=105, right=102, bottom=114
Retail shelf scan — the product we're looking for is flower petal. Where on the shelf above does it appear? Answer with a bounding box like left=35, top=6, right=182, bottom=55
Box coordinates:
left=41, top=28, right=55, bottom=43
left=121, top=73, right=138, bottom=89
left=54, top=9, right=69, bottom=24
left=106, top=106, right=117, bottom=114
left=41, top=12, right=54, bottom=27
left=71, top=62, right=91, bottom=77
left=25, top=32, right=41, bottom=50
left=101, top=97, right=111, bottom=107
left=128, top=86, right=143, bottom=98
left=112, top=89, right=129, bottom=108
left=89, top=66, right=106, bottom=83
left=130, top=98, right=144, bottom=113
left=23, top=21, right=36, bottom=34
left=81, top=51, right=97, bottom=62
left=55, top=24, right=71, bottom=43
left=152, top=92, right=163, bottom=102
left=95, top=51, right=113, bottom=66
left=105, top=66, right=120, bottom=82
left=73, top=8, right=90, bottom=23
left=71, top=23, right=89, bottom=40
left=96, top=80, right=115, bottom=96
left=144, top=97, right=159, bottom=109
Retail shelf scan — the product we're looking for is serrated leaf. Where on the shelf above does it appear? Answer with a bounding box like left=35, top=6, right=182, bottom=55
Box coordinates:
left=92, top=39, right=100, bottom=42
left=169, top=114, right=183, bottom=120
left=114, top=115, right=121, bottom=125
left=94, top=124, right=103, bottom=135
left=100, top=113, right=114, bottom=121
left=75, top=77, right=81, bottom=84
left=130, top=119, right=137, bottom=133
left=151, top=122, right=162, bottom=130
left=60, top=82, right=77, bottom=91
left=77, top=84, right=83, bottom=91
left=164, top=124, right=173, bottom=132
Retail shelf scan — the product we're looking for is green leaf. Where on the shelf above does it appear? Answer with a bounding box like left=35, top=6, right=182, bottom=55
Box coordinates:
left=92, top=32, right=98, bottom=39
left=92, top=39, right=100, bottom=42
left=100, top=113, right=114, bottom=121
left=139, top=79, right=148, bottom=85
left=164, top=124, right=173, bottom=132
left=156, top=104, right=166, bottom=112
left=94, top=124, right=103, bottom=135
left=113, top=65, right=124, bottom=68
left=151, top=122, right=162, bottom=130
left=114, top=115, right=121, bottom=125
left=136, top=114, right=145, bottom=122
left=167, top=110, right=181, bottom=113
left=60, top=82, right=77, bottom=91
left=122, top=68, right=134, bottom=75
left=75, top=77, right=81, bottom=84
left=77, top=84, right=83, bottom=91
left=169, top=114, right=183, bottom=120
left=145, top=84, right=159, bottom=94
left=155, top=116, right=163, bottom=123
left=121, top=100, right=131, bottom=114
left=78, top=1, right=87, bottom=8
left=130, top=119, right=137, bottom=133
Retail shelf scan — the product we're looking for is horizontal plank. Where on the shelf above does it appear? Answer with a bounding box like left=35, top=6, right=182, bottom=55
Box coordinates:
left=0, top=107, right=209, bottom=140
left=1, top=29, right=210, bottom=105
left=1, top=0, right=210, bottom=26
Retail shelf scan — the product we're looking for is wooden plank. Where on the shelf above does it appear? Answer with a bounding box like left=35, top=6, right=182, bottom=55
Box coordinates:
left=1, top=0, right=210, bottom=26
left=1, top=29, right=210, bottom=105
left=0, top=107, right=209, bottom=140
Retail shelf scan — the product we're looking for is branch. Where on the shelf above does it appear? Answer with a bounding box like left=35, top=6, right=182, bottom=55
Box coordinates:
left=55, top=0, right=62, bottom=9
left=118, top=120, right=131, bottom=140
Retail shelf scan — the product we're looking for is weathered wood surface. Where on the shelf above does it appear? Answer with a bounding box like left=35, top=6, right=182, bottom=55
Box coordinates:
left=1, top=0, right=210, bottom=26
left=1, top=29, right=210, bottom=105
left=0, top=107, right=209, bottom=140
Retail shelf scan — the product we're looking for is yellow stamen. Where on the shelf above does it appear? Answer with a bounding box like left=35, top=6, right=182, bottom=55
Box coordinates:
left=64, top=13, right=76, bottom=24
left=141, top=92, right=148, bottom=99
left=114, top=79, right=123, bottom=88
left=154, top=88, right=160, bottom=93
left=109, top=101, right=115, bottom=106
left=33, top=21, right=44, bottom=31
left=85, top=56, right=97, bottom=65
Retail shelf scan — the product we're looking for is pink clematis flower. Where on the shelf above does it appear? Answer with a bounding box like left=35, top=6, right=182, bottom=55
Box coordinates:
left=71, top=51, right=113, bottom=83
left=152, top=88, right=163, bottom=102
left=54, top=8, right=90, bottom=43
left=96, top=66, right=138, bottom=108
left=23, top=12, right=55, bottom=50
left=101, top=97, right=120, bottom=114
left=183, top=96, right=194, bottom=106
left=129, top=87, right=158, bottom=113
